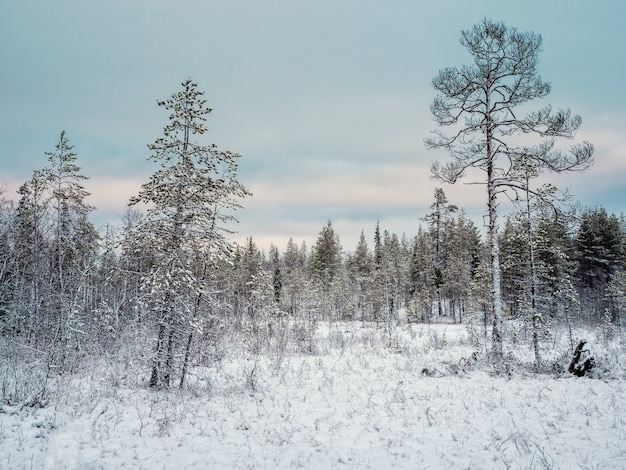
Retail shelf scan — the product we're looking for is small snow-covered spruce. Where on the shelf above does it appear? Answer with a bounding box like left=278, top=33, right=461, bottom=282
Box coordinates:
left=346, top=230, right=373, bottom=324
left=427, top=19, right=593, bottom=366
left=422, top=188, right=457, bottom=318
left=12, top=131, right=98, bottom=373
left=129, top=79, right=251, bottom=388
left=310, top=221, right=342, bottom=320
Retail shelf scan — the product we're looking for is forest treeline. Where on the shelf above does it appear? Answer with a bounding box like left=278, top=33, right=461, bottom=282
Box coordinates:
left=0, top=132, right=624, bottom=389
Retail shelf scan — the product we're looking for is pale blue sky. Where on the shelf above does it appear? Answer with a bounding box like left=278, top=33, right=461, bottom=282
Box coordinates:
left=1, top=0, right=624, bottom=250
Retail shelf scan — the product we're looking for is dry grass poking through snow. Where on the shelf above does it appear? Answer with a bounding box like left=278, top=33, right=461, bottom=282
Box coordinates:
left=1, top=322, right=626, bottom=469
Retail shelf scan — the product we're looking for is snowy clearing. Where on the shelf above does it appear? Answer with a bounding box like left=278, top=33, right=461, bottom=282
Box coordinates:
left=2, top=322, right=625, bottom=469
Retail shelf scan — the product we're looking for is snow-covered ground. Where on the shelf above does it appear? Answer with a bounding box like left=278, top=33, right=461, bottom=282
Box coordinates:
left=2, top=322, right=625, bottom=469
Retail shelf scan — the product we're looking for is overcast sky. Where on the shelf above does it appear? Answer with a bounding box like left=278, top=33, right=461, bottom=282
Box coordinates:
left=1, top=0, right=624, bottom=251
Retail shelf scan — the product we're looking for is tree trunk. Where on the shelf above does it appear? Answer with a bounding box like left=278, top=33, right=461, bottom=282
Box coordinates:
left=532, top=314, right=541, bottom=370
left=487, top=164, right=504, bottom=359
left=179, top=331, right=193, bottom=389
left=150, top=321, right=167, bottom=388
left=485, top=89, right=504, bottom=361
left=526, top=182, right=541, bottom=370
left=164, top=328, right=175, bottom=386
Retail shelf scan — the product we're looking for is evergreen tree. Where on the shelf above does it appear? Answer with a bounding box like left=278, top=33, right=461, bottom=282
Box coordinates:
left=281, top=238, right=308, bottom=317
left=129, top=79, right=250, bottom=388
left=468, top=253, right=492, bottom=345
left=500, top=204, right=580, bottom=367
left=44, top=132, right=98, bottom=368
left=408, top=228, right=436, bottom=322
left=604, top=270, right=625, bottom=332
left=44, top=131, right=96, bottom=298
left=500, top=214, right=530, bottom=319
left=372, top=222, right=385, bottom=320
left=11, top=133, right=97, bottom=371
left=374, top=222, right=383, bottom=267
left=231, top=237, right=264, bottom=327
left=311, top=221, right=341, bottom=289
left=0, top=195, right=15, bottom=327
left=12, top=172, right=51, bottom=339
left=442, top=211, right=481, bottom=322
left=534, top=210, right=580, bottom=343
left=117, top=208, right=155, bottom=325
left=281, top=238, right=320, bottom=351
left=376, top=231, right=411, bottom=342
left=380, top=231, right=410, bottom=320
left=310, top=221, right=342, bottom=319
left=230, top=238, right=276, bottom=353
left=268, top=245, right=283, bottom=304
left=347, top=230, right=373, bottom=323
left=535, top=211, right=578, bottom=318
left=575, top=208, right=624, bottom=320
left=423, top=188, right=457, bottom=316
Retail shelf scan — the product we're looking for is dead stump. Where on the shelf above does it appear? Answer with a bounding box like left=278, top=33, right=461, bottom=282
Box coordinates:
left=568, top=340, right=595, bottom=377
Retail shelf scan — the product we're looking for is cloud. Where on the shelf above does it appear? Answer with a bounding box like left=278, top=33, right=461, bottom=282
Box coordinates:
left=3, top=1, right=624, bottom=253
left=548, top=117, right=626, bottom=211
left=246, top=163, right=475, bottom=208
left=1, top=176, right=145, bottom=230
left=234, top=159, right=488, bottom=251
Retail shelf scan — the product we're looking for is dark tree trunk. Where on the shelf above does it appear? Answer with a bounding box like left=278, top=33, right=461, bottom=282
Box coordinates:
left=150, top=322, right=167, bottom=388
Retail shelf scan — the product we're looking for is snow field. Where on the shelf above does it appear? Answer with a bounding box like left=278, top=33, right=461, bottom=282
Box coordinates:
left=1, top=322, right=625, bottom=469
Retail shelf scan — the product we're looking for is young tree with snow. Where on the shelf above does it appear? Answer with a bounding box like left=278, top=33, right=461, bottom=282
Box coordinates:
left=281, top=238, right=306, bottom=316
left=423, top=188, right=457, bottom=316
left=575, top=208, right=624, bottom=321
left=427, top=19, right=593, bottom=360
left=310, top=221, right=342, bottom=320
left=0, top=193, right=15, bottom=327
left=442, top=211, right=482, bottom=323
left=12, top=172, right=51, bottom=338
left=268, top=244, right=283, bottom=304
left=346, top=230, right=373, bottom=323
left=129, top=79, right=250, bottom=388
left=8, top=133, right=98, bottom=372
left=44, top=131, right=98, bottom=369
left=408, top=228, right=436, bottom=323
